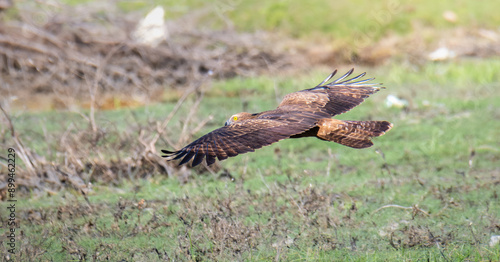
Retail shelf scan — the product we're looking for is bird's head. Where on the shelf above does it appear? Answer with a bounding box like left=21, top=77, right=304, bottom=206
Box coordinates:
left=225, top=112, right=253, bottom=126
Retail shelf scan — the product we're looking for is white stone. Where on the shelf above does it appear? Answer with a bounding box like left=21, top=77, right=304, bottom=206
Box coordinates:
left=490, top=235, right=500, bottom=247
left=428, top=47, right=456, bottom=61
left=385, top=94, right=408, bottom=109
left=132, top=6, right=168, bottom=47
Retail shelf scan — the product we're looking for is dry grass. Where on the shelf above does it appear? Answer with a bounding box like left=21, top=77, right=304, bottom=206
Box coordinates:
left=0, top=1, right=306, bottom=111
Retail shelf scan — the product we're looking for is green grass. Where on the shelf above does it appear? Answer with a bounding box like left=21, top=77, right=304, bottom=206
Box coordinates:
left=112, top=0, right=500, bottom=45
left=3, top=59, right=500, bottom=260
left=49, top=0, right=500, bottom=48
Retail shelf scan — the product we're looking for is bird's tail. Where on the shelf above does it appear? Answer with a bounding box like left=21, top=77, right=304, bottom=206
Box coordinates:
left=316, top=118, right=393, bottom=148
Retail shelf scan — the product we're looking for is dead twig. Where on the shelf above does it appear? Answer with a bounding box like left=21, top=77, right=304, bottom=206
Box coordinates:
left=0, top=103, right=37, bottom=176
left=88, top=44, right=124, bottom=133
left=373, top=204, right=413, bottom=213
left=468, top=222, right=479, bottom=245
left=150, top=84, right=199, bottom=150
left=178, top=85, right=207, bottom=146
left=428, top=229, right=449, bottom=262
left=373, top=204, right=429, bottom=218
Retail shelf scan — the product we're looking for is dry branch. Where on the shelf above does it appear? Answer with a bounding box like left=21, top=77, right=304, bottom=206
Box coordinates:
left=0, top=104, right=37, bottom=177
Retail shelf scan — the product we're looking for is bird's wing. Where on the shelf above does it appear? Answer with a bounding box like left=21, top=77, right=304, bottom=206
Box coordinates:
left=162, top=111, right=317, bottom=167
left=278, top=69, right=383, bottom=117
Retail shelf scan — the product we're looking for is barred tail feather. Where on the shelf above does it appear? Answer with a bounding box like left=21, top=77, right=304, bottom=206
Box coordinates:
left=316, top=119, right=393, bottom=148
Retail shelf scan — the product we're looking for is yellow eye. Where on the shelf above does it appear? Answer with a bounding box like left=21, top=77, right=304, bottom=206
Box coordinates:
left=233, top=116, right=238, bottom=121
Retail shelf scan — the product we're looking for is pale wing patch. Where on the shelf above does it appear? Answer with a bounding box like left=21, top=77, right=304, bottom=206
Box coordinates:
left=278, top=91, right=329, bottom=110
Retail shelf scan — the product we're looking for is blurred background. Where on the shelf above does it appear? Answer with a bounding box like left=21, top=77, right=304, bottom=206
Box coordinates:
left=0, top=0, right=499, bottom=260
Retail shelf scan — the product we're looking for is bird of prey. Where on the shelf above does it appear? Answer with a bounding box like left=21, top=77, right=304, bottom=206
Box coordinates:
left=162, top=69, right=392, bottom=167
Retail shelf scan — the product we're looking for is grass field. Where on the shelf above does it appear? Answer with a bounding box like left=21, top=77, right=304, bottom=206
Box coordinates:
left=111, top=0, right=500, bottom=38
left=1, top=0, right=500, bottom=261
left=4, top=60, right=499, bottom=261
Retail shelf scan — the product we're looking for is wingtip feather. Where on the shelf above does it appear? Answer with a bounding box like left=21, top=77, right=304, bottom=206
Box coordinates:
left=321, top=69, right=383, bottom=88
left=316, top=69, right=338, bottom=87
left=162, top=149, right=180, bottom=158
left=161, top=149, right=175, bottom=154
left=179, top=151, right=195, bottom=165
left=331, top=68, right=354, bottom=84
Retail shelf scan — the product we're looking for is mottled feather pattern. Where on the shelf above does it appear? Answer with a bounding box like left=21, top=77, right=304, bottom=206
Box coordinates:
left=316, top=119, right=393, bottom=148
left=163, top=118, right=314, bottom=166
left=162, top=69, right=392, bottom=166
left=278, top=69, right=382, bottom=118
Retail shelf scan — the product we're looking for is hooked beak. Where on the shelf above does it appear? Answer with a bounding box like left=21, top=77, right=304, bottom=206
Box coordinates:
left=225, top=121, right=229, bottom=126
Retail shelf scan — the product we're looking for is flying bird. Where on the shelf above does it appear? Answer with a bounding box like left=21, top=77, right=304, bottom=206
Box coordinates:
left=162, top=69, right=393, bottom=167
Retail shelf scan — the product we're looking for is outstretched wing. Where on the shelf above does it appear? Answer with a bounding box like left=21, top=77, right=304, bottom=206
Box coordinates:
left=162, top=111, right=317, bottom=167
left=278, top=69, right=383, bottom=117
left=163, top=69, right=383, bottom=167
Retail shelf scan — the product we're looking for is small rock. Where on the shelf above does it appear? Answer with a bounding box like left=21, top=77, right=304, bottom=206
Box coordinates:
left=428, top=47, right=456, bottom=61
left=490, top=235, right=500, bottom=247
left=132, top=6, right=168, bottom=47
left=385, top=94, right=408, bottom=109
left=442, top=10, right=457, bottom=23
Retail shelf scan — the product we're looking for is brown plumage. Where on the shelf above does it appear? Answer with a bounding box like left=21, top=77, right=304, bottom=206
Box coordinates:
left=162, top=69, right=393, bottom=167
